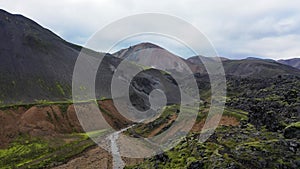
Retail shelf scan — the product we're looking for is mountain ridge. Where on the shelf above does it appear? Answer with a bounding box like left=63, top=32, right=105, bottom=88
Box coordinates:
left=0, top=8, right=300, bottom=106
left=278, top=58, right=300, bottom=69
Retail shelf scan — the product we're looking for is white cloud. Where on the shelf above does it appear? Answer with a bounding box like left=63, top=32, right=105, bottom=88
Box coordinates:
left=0, top=0, right=300, bottom=59
left=239, top=35, right=300, bottom=59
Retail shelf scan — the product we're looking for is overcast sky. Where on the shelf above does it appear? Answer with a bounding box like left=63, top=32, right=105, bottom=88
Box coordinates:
left=1, top=0, right=300, bottom=59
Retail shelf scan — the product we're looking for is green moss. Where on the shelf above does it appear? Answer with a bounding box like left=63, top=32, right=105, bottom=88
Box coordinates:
left=0, top=133, right=95, bottom=169
left=53, top=110, right=60, bottom=121
left=79, top=85, right=86, bottom=91
left=46, top=111, right=53, bottom=122
left=56, top=82, right=65, bottom=96
left=82, top=129, right=107, bottom=139
left=223, top=108, right=248, bottom=121
left=58, top=104, right=69, bottom=115
left=285, top=121, right=300, bottom=129
left=0, top=137, right=50, bottom=168
left=100, top=96, right=107, bottom=100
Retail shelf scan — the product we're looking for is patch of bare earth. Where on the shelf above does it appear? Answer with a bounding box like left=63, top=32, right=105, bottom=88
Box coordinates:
left=53, top=146, right=113, bottom=169
left=0, top=100, right=133, bottom=148
left=52, top=145, right=144, bottom=169
left=191, top=115, right=239, bottom=132
left=0, top=104, right=84, bottom=148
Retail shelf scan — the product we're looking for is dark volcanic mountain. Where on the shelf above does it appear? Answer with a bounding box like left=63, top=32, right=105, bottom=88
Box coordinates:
left=0, top=9, right=124, bottom=105
left=187, top=55, right=229, bottom=64
left=186, top=56, right=300, bottom=78
left=278, top=58, right=300, bottom=69
left=223, top=59, right=300, bottom=78
left=0, top=9, right=80, bottom=104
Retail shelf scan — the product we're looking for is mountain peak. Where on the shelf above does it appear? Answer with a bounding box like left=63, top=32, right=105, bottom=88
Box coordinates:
left=244, top=57, right=276, bottom=62
left=131, top=42, right=163, bottom=49
left=113, top=42, right=163, bottom=59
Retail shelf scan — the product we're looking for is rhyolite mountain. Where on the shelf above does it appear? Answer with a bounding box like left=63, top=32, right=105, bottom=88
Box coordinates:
left=113, top=42, right=207, bottom=74
left=113, top=42, right=163, bottom=59
left=278, top=58, right=300, bottom=69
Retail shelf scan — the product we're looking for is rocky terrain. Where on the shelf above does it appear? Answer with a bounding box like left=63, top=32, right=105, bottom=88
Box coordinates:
left=126, top=75, right=300, bottom=169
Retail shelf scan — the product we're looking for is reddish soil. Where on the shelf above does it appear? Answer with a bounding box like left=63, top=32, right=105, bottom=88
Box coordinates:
left=0, top=104, right=83, bottom=148
left=19, top=105, right=83, bottom=136
left=0, top=107, right=27, bottom=147
left=0, top=100, right=133, bottom=148
left=191, top=115, right=239, bottom=132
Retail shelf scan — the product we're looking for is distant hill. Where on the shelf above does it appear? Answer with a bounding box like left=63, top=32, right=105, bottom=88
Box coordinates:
left=186, top=56, right=300, bottom=78
left=187, top=55, right=229, bottom=64
left=222, top=59, right=300, bottom=78
left=278, top=58, right=300, bottom=69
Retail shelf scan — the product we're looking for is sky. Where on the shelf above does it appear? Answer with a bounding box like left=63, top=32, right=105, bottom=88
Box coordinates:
left=1, top=0, right=300, bottom=60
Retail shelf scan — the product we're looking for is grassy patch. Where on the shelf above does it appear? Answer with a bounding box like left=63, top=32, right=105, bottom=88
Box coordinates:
left=0, top=136, right=50, bottom=168
left=223, top=108, right=248, bottom=121
left=285, top=121, right=300, bottom=129
left=56, top=82, right=66, bottom=96
left=0, top=133, right=97, bottom=169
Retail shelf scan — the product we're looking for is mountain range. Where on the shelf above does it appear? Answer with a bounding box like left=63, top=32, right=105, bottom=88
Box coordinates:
left=0, top=8, right=299, bottom=106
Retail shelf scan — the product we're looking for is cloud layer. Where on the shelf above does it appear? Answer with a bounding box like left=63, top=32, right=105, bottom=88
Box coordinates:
left=1, top=0, right=300, bottom=59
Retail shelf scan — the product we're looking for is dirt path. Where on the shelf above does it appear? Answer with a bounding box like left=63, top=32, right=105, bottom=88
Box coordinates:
left=53, top=146, right=113, bottom=169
